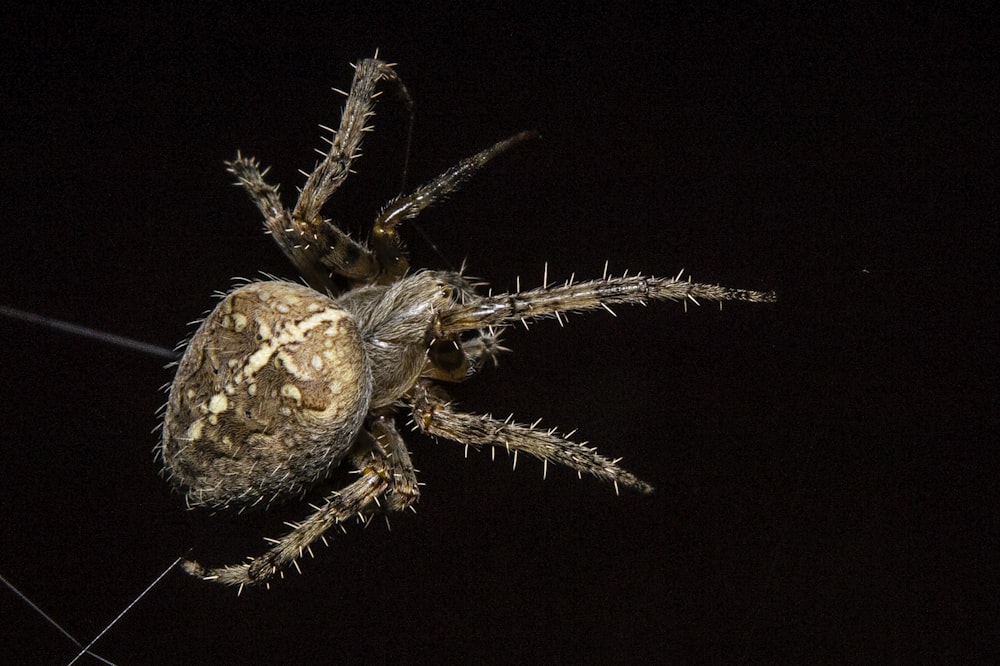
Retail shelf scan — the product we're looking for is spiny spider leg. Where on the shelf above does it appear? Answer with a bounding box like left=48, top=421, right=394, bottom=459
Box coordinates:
left=372, top=130, right=539, bottom=283
left=182, top=419, right=420, bottom=588
left=294, top=59, right=411, bottom=229
left=182, top=470, right=386, bottom=588
left=227, top=58, right=412, bottom=291
left=437, top=272, right=778, bottom=335
left=225, top=154, right=376, bottom=290
left=368, top=417, right=420, bottom=512
left=411, top=383, right=654, bottom=494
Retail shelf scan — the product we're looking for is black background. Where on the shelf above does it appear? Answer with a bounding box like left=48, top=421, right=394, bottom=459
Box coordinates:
left=1, top=5, right=995, bottom=664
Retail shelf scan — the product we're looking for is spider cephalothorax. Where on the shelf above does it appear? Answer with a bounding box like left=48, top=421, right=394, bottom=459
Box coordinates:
left=160, top=58, right=775, bottom=589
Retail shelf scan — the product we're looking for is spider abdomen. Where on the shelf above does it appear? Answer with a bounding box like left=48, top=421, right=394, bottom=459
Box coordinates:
left=161, top=281, right=372, bottom=510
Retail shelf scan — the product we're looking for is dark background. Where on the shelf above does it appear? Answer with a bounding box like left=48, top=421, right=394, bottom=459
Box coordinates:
left=1, top=5, right=995, bottom=664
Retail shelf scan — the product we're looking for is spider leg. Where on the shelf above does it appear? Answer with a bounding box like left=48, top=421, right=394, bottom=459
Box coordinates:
left=294, top=58, right=411, bottom=228
left=182, top=418, right=419, bottom=588
left=229, top=58, right=413, bottom=291
left=367, top=416, right=420, bottom=512
left=227, top=152, right=378, bottom=290
left=436, top=272, right=777, bottom=335
left=182, top=470, right=386, bottom=588
left=410, top=383, right=654, bottom=494
left=371, top=131, right=538, bottom=283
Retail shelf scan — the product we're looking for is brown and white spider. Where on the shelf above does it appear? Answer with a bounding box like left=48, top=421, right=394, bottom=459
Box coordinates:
left=159, top=57, right=776, bottom=589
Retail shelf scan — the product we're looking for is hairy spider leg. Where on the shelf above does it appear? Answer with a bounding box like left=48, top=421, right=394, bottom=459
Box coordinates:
left=227, top=58, right=535, bottom=294
left=182, top=417, right=419, bottom=588
left=371, top=130, right=539, bottom=283
left=410, top=272, right=775, bottom=494
left=436, top=272, right=777, bottom=336
left=411, top=383, right=654, bottom=494
left=226, top=59, right=410, bottom=292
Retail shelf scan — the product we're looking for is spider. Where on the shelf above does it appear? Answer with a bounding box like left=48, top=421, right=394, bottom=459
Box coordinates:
left=160, top=57, right=776, bottom=589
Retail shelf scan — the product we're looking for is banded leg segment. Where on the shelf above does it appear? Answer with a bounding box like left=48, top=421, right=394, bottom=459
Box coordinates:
left=294, top=59, right=411, bottom=229
left=182, top=471, right=386, bottom=588
left=437, top=272, right=777, bottom=335
left=228, top=58, right=412, bottom=291
left=182, top=417, right=420, bottom=588
left=411, top=384, right=653, bottom=494
left=367, top=417, right=420, bottom=512
left=226, top=154, right=377, bottom=290
left=372, top=131, right=538, bottom=283
left=289, top=58, right=412, bottom=286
